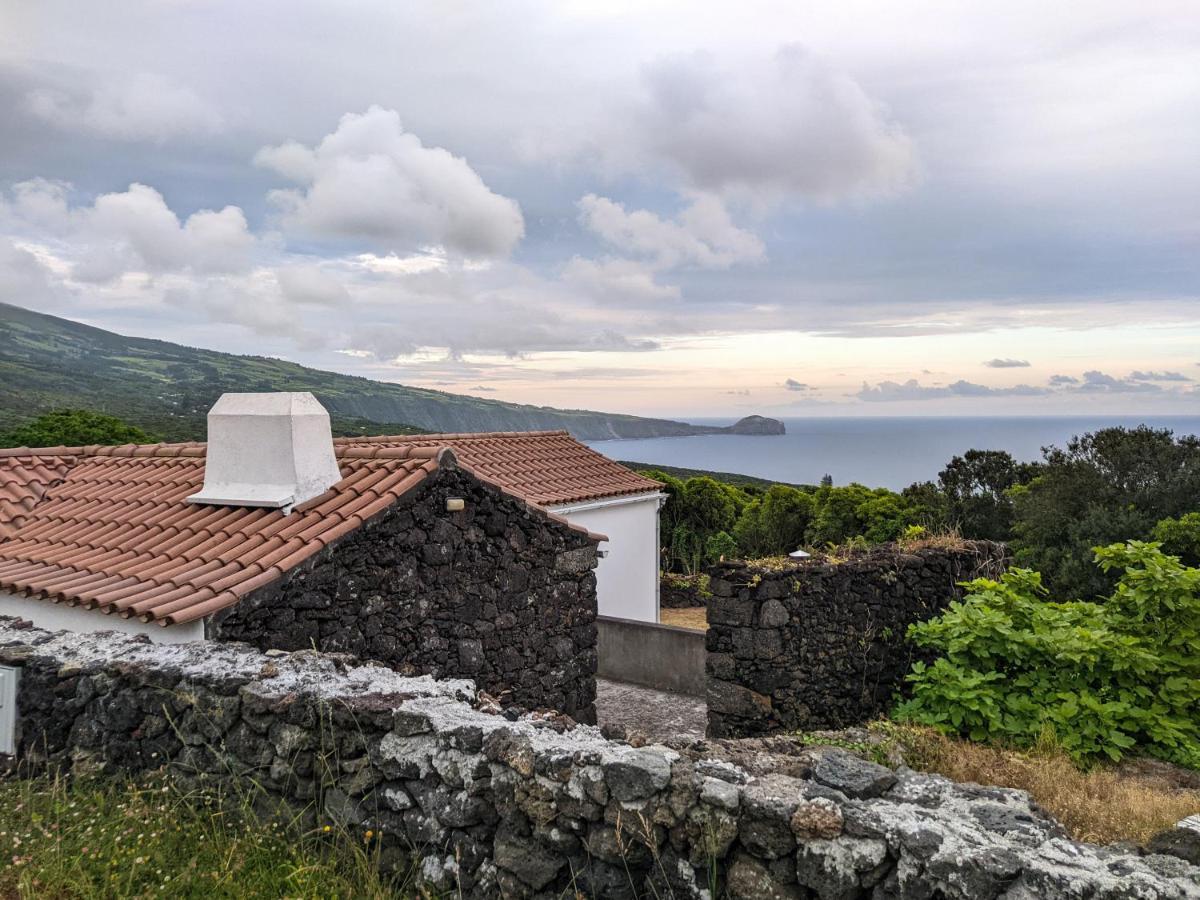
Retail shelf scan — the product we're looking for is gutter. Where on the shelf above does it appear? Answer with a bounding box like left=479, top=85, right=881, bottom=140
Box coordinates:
left=547, top=491, right=666, bottom=516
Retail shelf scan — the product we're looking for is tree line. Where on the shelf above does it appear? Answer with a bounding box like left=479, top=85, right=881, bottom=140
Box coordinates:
left=644, top=425, right=1200, bottom=600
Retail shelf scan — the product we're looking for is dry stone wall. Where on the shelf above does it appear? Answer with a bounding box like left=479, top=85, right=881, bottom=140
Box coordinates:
left=706, top=542, right=1008, bottom=738
left=211, top=465, right=599, bottom=720
left=3, top=620, right=1197, bottom=899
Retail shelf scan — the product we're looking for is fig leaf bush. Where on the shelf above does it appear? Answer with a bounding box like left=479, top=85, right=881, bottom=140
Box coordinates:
left=895, top=541, right=1200, bottom=768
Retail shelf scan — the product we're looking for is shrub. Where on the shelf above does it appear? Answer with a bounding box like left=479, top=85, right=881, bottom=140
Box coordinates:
left=0, top=408, right=157, bottom=448
left=1152, top=512, right=1200, bottom=567
left=894, top=541, right=1200, bottom=767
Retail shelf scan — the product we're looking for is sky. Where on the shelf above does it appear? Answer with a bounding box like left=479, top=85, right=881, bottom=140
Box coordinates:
left=0, top=1, right=1197, bottom=419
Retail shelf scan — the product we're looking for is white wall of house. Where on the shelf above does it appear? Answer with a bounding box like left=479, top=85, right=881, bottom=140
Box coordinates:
left=0, top=592, right=205, bottom=643
left=550, top=493, right=662, bottom=623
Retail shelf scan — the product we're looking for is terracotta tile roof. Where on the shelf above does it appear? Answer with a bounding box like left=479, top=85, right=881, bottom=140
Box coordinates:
left=0, top=443, right=444, bottom=626
left=335, top=431, right=662, bottom=506
left=0, top=430, right=637, bottom=629
left=0, top=453, right=78, bottom=539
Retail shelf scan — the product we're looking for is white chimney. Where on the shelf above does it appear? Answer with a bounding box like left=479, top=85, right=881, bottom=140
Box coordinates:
left=187, top=392, right=342, bottom=510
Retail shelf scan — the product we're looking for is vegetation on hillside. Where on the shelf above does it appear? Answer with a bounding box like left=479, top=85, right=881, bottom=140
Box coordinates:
left=895, top=542, right=1200, bottom=768
left=0, top=409, right=159, bottom=448
left=0, top=302, right=719, bottom=441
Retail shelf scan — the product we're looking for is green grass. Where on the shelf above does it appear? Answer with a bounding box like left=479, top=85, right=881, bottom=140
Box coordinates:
left=0, top=773, right=417, bottom=899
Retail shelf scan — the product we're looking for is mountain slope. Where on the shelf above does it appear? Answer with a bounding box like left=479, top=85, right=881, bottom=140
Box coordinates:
left=0, top=303, right=762, bottom=441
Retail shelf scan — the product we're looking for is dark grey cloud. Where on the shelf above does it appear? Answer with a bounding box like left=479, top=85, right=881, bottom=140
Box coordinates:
left=856, top=378, right=1049, bottom=402
left=983, top=358, right=1030, bottom=368
left=784, top=378, right=810, bottom=391
left=631, top=46, right=915, bottom=202
left=1049, top=374, right=1079, bottom=385
left=1076, top=370, right=1163, bottom=393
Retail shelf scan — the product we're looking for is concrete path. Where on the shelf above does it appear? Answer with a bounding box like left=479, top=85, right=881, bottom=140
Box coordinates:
left=595, top=677, right=707, bottom=743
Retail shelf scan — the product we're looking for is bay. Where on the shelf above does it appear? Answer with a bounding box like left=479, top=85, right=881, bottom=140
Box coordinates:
left=589, top=416, right=1200, bottom=491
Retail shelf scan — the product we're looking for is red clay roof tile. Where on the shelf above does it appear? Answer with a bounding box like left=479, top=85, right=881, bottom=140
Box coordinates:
left=0, top=430, right=630, bottom=628
left=333, top=431, right=661, bottom=507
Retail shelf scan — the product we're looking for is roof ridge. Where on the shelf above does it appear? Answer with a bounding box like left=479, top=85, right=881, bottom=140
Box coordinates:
left=0, top=442, right=204, bottom=459
left=2, top=430, right=576, bottom=458
left=333, top=429, right=571, bottom=443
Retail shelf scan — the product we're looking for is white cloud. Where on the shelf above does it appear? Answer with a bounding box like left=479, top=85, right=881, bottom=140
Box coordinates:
left=626, top=45, right=916, bottom=202
left=1, top=180, right=257, bottom=283
left=1127, top=370, right=1191, bottom=382
left=275, top=263, right=350, bottom=306
left=256, top=107, right=524, bottom=257
left=561, top=257, right=681, bottom=305
left=351, top=251, right=448, bottom=275
left=26, top=73, right=220, bottom=142
left=76, top=185, right=256, bottom=282
left=578, top=193, right=765, bottom=269
left=0, top=237, right=66, bottom=307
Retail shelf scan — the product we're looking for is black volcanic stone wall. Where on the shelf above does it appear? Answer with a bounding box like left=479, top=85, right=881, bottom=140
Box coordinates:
left=706, top=542, right=1008, bottom=738
left=211, top=465, right=600, bottom=720
left=6, top=622, right=1196, bottom=898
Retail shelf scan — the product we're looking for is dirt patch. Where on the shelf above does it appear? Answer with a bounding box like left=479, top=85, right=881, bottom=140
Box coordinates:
left=660, top=607, right=708, bottom=630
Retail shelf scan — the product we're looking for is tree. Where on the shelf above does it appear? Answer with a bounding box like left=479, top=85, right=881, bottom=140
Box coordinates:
left=704, top=530, right=739, bottom=564
left=937, top=449, right=1038, bottom=540
left=1010, top=427, right=1200, bottom=598
left=1152, top=513, right=1200, bottom=567
left=0, top=408, right=157, bottom=449
left=732, top=499, right=771, bottom=558
left=855, top=493, right=922, bottom=544
left=642, top=471, right=741, bottom=573
left=806, top=484, right=874, bottom=545
left=757, top=485, right=815, bottom=553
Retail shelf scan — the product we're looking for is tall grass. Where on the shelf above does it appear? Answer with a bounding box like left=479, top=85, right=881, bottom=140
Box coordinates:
left=0, top=772, right=416, bottom=899
left=884, top=724, right=1200, bottom=845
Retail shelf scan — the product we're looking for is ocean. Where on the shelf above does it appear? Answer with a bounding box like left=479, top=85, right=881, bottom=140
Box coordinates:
left=589, top=416, right=1200, bottom=491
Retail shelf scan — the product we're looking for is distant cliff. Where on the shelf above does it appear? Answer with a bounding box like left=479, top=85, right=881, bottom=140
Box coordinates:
left=0, top=303, right=783, bottom=442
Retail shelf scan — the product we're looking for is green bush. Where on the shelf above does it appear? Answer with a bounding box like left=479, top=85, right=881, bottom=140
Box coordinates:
left=0, top=408, right=157, bottom=448
left=894, top=541, right=1200, bottom=767
left=1152, top=512, right=1200, bottom=567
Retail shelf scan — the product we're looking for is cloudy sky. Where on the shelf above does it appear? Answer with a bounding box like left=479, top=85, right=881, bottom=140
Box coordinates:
left=1, top=1, right=1197, bottom=418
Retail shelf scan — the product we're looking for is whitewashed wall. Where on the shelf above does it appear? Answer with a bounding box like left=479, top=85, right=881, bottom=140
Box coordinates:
left=550, top=494, right=661, bottom=622
left=0, top=592, right=205, bottom=643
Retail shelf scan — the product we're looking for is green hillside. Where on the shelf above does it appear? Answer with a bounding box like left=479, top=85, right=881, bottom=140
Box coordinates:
left=0, top=303, right=712, bottom=442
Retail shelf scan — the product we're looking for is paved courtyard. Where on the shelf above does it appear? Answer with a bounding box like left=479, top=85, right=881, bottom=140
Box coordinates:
left=595, top=677, right=707, bottom=743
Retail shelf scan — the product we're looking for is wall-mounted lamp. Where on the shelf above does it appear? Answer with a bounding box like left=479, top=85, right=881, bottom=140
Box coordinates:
left=445, top=498, right=465, bottom=512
